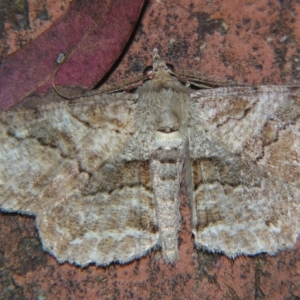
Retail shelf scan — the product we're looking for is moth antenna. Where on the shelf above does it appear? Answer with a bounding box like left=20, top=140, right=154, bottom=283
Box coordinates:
left=53, top=72, right=150, bottom=100
left=82, top=74, right=149, bottom=96
left=53, top=50, right=156, bottom=100
left=172, top=70, right=241, bottom=88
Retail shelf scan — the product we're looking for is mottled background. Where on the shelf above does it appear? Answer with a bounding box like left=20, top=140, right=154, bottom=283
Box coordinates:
left=1, top=0, right=300, bottom=299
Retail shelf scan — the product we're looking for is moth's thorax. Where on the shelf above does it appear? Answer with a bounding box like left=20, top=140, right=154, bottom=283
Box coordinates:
left=152, top=65, right=173, bottom=85
left=136, top=80, right=190, bottom=136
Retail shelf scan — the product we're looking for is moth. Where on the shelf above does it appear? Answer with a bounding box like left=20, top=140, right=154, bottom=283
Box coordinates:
left=1, top=49, right=300, bottom=267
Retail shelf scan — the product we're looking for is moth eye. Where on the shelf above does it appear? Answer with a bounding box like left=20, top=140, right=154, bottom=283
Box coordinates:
left=143, top=66, right=154, bottom=79
left=166, top=63, right=175, bottom=72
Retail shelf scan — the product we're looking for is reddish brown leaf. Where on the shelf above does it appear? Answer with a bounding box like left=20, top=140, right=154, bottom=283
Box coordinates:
left=0, top=0, right=145, bottom=110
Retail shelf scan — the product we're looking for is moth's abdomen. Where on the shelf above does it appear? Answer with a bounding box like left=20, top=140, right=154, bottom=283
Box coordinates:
left=150, top=129, right=186, bottom=262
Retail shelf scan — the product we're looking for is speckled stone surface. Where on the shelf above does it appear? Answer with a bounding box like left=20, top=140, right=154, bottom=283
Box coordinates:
left=1, top=0, right=300, bottom=299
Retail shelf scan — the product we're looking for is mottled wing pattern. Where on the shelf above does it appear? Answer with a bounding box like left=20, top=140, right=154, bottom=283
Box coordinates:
left=0, top=93, right=159, bottom=266
left=189, top=86, right=300, bottom=257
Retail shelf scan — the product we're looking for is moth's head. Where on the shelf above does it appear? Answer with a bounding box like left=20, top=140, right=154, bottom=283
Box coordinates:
left=150, top=48, right=173, bottom=81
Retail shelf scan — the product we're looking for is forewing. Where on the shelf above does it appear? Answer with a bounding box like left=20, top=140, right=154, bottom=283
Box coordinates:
left=189, top=86, right=300, bottom=257
left=0, top=92, right=159, bottom=266
left=0, top=93, right=136, bottom=213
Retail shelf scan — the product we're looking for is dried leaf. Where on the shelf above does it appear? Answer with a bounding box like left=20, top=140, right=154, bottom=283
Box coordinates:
left=0, top=0, right=145, bottom=110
